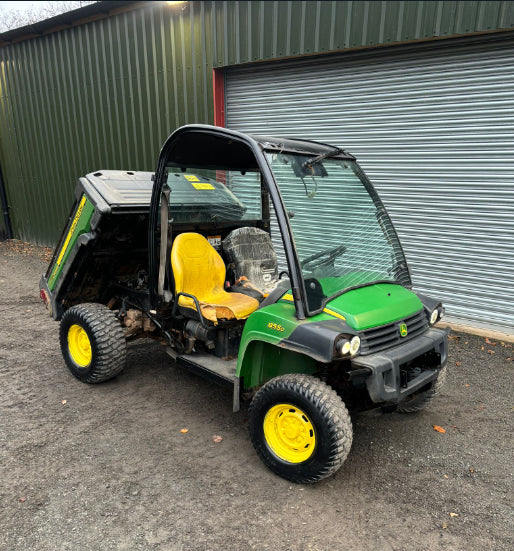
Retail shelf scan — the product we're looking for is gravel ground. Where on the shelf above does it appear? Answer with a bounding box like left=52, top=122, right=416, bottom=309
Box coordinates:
left=0, top=239, right=513, bottom=551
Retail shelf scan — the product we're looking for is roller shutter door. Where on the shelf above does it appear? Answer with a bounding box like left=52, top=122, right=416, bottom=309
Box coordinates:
left=226, top=41, right=514, bottom=332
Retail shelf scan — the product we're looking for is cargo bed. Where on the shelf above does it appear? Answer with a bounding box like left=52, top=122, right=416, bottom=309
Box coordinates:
left=40, top=171, right=153, bottom=319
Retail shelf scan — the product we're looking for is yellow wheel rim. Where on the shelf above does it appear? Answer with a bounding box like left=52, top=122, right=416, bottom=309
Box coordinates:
left=263, top=403, right=316, bottom=463
left=68, top=324, right=92, bottom=367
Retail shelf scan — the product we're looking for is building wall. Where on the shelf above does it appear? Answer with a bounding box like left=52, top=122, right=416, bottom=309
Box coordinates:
left=1, top=1, right=514, bottom=244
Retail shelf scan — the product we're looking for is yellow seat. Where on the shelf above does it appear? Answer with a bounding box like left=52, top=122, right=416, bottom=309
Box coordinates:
left=171, top=233, right=259, bottom=324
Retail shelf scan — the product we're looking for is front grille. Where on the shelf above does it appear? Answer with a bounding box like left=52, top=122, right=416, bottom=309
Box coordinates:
left=359, top=310, right=429, bottom=355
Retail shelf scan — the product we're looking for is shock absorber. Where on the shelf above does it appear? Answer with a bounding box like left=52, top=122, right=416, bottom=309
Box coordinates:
left=319, top=364, right=329, bottom=382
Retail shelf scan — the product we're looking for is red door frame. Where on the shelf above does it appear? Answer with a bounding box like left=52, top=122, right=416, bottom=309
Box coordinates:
left=213, top=68, right=225, bottom=127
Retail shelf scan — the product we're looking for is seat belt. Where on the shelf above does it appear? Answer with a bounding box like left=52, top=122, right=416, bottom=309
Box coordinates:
left=157, top=184, right=170, bottom=297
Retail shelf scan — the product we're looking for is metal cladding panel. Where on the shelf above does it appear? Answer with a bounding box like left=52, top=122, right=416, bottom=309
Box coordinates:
left=0, top=2, right=214, bottom=245
left=210, top=0, right=514, bottom=67
left=226, top=41, right=514, bottom=330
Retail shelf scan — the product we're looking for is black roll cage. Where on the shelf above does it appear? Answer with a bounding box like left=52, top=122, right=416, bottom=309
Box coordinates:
left=148, top=125, right=310, bottom=319
left=148, top=124, right=411, bottom=321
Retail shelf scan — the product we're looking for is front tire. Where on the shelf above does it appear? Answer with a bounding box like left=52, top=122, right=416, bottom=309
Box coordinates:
left=59, top=303, right=126, bottom=383
left=248, top=374, right=352, bottom=483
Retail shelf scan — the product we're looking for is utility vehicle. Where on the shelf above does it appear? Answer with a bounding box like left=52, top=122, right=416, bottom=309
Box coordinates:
left=40, top=124, right=449, bottom=483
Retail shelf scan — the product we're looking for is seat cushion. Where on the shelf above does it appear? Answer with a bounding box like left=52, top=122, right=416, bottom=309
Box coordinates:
left=178, top=290, right=259, bottom=324
left=172, top=232, right=259, bottom=324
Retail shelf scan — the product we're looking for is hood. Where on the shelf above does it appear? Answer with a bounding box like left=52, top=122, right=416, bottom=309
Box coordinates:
left=324, top=283, right=423, bottom=331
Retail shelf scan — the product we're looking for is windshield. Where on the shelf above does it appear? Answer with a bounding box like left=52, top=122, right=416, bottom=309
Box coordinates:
left=266, top=152, right=411, bottom=313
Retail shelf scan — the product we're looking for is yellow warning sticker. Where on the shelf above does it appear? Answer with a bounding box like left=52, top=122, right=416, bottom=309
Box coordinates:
left=184, top=175, right=200, bottom=182
left=192, top=183, right=215, bottom=190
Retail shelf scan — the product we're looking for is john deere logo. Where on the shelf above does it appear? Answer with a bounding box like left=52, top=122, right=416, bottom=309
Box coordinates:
left=399, top=323, right=408, bottom=337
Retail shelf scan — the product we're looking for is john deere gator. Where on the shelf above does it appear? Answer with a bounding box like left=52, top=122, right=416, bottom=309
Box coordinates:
left=40, top=125, right=449, bottom=483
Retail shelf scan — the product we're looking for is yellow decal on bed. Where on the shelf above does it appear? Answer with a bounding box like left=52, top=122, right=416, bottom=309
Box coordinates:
left=184, top=174, right=200, bottom=182
left=56, top=195, right=87, bottom=266
left=191, top=182, right=215, bottom=190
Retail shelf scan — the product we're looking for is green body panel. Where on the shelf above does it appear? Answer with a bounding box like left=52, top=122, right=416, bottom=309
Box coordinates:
left=236, top=301, right=299, bottom=372
left=239, top=341, right=317, bottom=389
left=236, top=300, right=338, bottom=372
left=237, top=281, right=424, bottom=387
left=236, top=301, right=328, bottom=387
left=322, top=283, right=424, bottom=331
left=236, top=296, right=354, bottom=388
left=277, top=280, right=423, bottom=331
left=47, top=196, right=94, bottom=290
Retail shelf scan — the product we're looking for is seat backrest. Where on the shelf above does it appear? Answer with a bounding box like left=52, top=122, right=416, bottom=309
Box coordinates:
left=222, top=227, right=279, bottom=293
left=171, top=233, right=226, bottom=300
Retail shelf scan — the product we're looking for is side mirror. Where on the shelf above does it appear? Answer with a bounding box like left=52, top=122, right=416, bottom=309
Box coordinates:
left=305, top=278, right=325, bottom=311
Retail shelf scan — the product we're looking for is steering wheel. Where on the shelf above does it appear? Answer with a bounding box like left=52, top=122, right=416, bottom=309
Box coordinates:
left=301, top=244, right=347, bottom=273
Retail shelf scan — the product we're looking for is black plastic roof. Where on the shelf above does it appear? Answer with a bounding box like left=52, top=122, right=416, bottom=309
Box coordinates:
left=160, top=125, right=356, bottom=173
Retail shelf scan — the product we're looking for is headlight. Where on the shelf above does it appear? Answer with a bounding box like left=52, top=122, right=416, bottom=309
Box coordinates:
left=430, top=307, right=443, bottom=325
left=336, top=335, right=361, bottom=357
left=338, top=339, right=351, bottom=355
left=350, top=336, right=361, bottom=355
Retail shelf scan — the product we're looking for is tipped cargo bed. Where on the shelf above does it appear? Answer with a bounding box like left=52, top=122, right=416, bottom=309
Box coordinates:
left=40, top=171, right=154, bottom=320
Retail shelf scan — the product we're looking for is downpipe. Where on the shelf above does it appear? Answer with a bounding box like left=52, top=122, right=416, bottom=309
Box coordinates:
left=0, top=163, right=13, bottom=239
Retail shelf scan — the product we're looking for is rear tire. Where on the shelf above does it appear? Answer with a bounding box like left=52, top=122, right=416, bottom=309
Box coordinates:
left=397, top=365, right=447, bottom=413
left=248, top=374, right=352, bottom=484
left=60, top=303, right=126, bottom=383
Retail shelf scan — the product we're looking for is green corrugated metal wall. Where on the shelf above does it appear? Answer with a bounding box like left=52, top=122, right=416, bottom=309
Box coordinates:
left=0, top=2, right=215, bottom=244
left=1, top=0, right=514, bottom=244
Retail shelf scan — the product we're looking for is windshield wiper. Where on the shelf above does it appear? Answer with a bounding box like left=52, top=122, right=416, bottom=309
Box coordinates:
left=303, top=147, right=345, bottom=169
